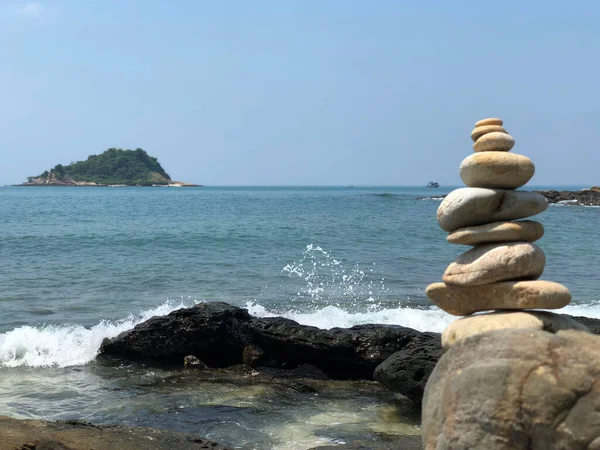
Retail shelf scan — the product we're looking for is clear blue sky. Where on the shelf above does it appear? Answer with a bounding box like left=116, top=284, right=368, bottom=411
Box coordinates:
left=1, top=1, right=599, bottom=186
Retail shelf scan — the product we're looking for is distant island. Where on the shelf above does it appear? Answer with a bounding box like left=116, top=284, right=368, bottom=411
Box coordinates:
left=20, top=148, right=199, bottom=187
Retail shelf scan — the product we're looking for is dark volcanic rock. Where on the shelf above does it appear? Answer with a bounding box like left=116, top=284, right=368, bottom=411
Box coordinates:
left=244, top=317, right=429, bottom=379
left=373, top=334, right=443, bottom=403
left=99, top=302, right=447, bottom=402
left=568, top=315, right=600, bottom=334
left=100, top=302, right=251, bottom=366
left=535, top=188, right=600, bottom=206
left=0, top=416, right=230, bottom=450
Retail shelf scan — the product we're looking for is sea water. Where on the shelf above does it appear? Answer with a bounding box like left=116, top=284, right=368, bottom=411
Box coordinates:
left=0, top=186, right=598, bottom=448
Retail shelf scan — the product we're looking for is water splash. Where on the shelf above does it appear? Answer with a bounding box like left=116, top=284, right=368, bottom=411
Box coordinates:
left=281, top=244, right=389, bottom=306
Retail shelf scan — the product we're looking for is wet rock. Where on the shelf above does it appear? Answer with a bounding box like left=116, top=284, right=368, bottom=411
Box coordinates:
left=422, top=329, right=600, bottom=450
left=100, top=303, right=435, bottom=388
left=183, top=355, right=208, bottom=370
left=0, top=415, right=231, bottom=450
left=308, top=435, right=422, bottom=449
left=245, top=317, right=428, bottom=379
left=373, top=335, right=443, bottom=403
left=100, top=302, right=252, bottom=366
left=242, top=344, right=264, bottom=366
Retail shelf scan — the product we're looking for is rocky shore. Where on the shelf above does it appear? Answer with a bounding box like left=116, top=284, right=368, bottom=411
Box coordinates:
left=0, top=414, right=422, bottom=450
left=534, top=186, right=600, bottom=206
left=0, top=415, right=231, bottom=450
left=99, top=302, right=442, bottom=404
left=96, top=301, right=600, bottom=405
left=420, top=186, right=600, bottom=207
left=5, top=300, right=600, bottom=449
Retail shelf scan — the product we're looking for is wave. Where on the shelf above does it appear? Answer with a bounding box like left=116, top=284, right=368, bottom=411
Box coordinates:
left=3, top=298, right=600, bottom=369
left=0, top=301, right=186, bottom=368
left=246, top=302, right=454, bottom=332
left=562, top=301, right=600, bottom=318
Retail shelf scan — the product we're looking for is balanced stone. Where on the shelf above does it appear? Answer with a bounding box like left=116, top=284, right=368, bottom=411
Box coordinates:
left=471, top=125, right=508, bottom=142
left=459, top=152, right=535, bottom=189
left=447, top=220, right=544, bottom=246
left=425, top=280, right=571, bottom=316
left=437, top=188, right=548, bottom=232
left=473, top=131, right=515, bottom=152
left=441, top=311, right=589, bottom=348
left=443, top=242, right=545, bottom=286
left=475, top=117, right=503, bottom=127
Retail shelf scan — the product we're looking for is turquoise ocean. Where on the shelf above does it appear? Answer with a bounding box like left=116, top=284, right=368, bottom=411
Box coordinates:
left=0, top=186, right=598, bottom=449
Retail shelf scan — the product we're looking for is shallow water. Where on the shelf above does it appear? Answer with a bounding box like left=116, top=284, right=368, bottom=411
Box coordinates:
left=0, top=186, right=598, bottom=448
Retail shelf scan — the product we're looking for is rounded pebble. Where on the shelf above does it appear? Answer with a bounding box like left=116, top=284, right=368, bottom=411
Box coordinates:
left=425, top=280, right=571, bottom=316
left=459, top=152, right=535, bottom=189
left=442, top=242, right=545, bottom=286
left=473, top=132, right=515, bottom=152
left=447, top=220, right=544, bottom=246
left=475, top=118, right=503, bottom=127
left=471, top=125, right=508, bottom=142
left=437, top=188, right=548, bottom=232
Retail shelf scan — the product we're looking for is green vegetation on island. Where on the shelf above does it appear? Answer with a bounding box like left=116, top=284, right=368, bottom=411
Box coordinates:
left=25, top=148, right=179, bottom=186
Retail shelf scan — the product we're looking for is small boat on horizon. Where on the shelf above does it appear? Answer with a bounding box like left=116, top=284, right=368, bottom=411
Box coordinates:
left=427, top=182, right=440, bottom=188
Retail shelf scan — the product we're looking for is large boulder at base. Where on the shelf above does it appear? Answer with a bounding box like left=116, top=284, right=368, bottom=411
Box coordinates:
left=373, top=334, right=444, bottom=403
left=0, top=416, right=231, bottom=450
left=244, top=317, right=431, bottom=379
left=422, top=329, right=600, bottom=450
left=100, top=302, right=252, bottom=366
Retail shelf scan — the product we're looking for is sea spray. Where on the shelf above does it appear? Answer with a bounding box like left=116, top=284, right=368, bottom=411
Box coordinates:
left=281, top=243, right=389, bottom=306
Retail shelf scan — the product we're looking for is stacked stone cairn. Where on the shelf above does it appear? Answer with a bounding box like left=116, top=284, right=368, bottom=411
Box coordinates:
left=426, top=117, right=587, bottom=348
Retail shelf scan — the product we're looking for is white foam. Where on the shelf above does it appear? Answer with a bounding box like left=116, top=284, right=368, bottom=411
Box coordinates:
left=0, top=301, right=186, bottom=368
left=563, top=301, right=600, bottom=318
left=246, top=302, right=454, bottom=332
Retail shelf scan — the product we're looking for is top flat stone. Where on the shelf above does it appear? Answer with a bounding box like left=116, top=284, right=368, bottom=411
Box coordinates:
left=437, top=188, right=548, bottom=232
left=471, top=125, right=508, bottom=142
left=475, top=118, right=503, bottom=127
